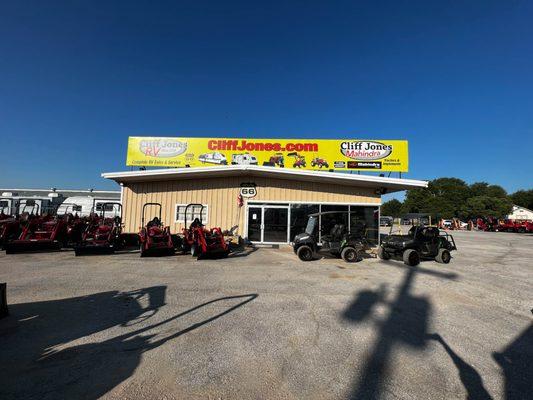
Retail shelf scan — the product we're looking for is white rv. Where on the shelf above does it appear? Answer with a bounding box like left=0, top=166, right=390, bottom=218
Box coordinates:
left=198, top=152, right=228, bottom=165
left=56, top=197, right=121, bottom=217
left=231, top=153, right=258, bottom=165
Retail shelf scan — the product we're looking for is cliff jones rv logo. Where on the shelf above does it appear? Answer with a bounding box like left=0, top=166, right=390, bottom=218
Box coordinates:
left=139, top=139, right=187, bottom=158
left=340, top=141, right=393, bottom=160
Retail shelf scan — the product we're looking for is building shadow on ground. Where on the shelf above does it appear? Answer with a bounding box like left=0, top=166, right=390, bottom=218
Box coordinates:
left=342, top=262, right=493, bottom=399
left=0, top=287, right=257, bottom=400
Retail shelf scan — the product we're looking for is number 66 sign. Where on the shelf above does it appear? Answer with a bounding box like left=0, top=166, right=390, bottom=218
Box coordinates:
left=239, top=182, right=257, bottom=198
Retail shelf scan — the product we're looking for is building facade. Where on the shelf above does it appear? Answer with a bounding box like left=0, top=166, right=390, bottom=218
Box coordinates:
left=103, top=165, right=427, bottom=245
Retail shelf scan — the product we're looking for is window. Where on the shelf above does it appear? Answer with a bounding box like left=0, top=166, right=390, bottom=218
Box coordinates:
left=176, top=204, right=208, bottom=224
left=290, top=204, right=319, bottom=241
left=73, top=205, right=83, bottom=212
left=96, top=203, right=115, bottom=212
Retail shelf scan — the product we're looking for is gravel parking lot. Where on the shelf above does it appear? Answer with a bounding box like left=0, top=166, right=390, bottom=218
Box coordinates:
left=0, top=230, right=531, bottom=400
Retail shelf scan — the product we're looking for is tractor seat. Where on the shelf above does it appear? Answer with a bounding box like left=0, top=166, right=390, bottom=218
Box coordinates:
left=148, top=226, right=164, bottom=237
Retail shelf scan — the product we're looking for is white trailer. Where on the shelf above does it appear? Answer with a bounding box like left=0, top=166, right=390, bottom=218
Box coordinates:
left=231, top=153, right=258, bottom=165
left=56, top=197, right=121, bottom=217
left=198, top=152, right=228, bottom=165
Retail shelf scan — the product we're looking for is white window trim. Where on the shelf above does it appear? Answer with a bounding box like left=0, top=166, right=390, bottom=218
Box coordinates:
left=175, top=204, right=208, bottom=224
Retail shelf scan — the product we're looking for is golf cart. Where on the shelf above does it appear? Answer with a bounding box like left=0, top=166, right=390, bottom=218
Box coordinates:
left=378, top=225, right=457, bottom=266
left=292, top=211, right=370, bottom=262
left=138, top=203, right=175, bottom=257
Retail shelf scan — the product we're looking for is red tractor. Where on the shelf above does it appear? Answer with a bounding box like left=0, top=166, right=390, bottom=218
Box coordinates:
left=495, top=220, right=517, bottom=232
left=263, top=153, right=285, bottom=167
left=181, top=203, right=229, bottom=259
left=74, top=203, right=124, bottom=255
left=0, top=214, right=23, bottom=250
left=0, top=201, right=41, bottom=249
left=288, top=152, right=307, bottom=168
left=4, top=213, right=69, bottom=253
left=310, top=157, right=329, bottom=169
left=138, top=203, right=175, bottom=257
left=476, top=217, right=497, bottom=232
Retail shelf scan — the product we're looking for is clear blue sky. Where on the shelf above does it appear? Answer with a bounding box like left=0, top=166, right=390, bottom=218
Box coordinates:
left=1, top=1, right=532, bottom=196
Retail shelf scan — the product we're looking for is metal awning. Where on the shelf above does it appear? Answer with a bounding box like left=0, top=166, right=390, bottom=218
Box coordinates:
left=102, top=165, right=427, bottom=194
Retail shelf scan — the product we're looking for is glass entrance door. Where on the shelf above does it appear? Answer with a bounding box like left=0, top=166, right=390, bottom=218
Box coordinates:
left=263, top=207, right=289, bottom=243
left=247, top=207, right=262, bottom=242
left=247, top=205, right=289, bottom=243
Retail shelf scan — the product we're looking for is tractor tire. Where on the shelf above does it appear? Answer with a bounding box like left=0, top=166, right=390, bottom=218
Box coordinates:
left=403, top=249, right=420, bottom=266
left=324, top=163, right=329, bottom=168
left=436, top=248, right=451, bottom=264
left=341, top=247, right=359, bottom=263
left=140, top=243, right=146, bottom=258
left=191, top=243, right=200, bottom=257
left=297, top=245, right=314, bottom=261
left=377, top=246, right=391, bottom=260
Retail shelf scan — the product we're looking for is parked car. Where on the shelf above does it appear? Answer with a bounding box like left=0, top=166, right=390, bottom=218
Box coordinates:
left=380, top=216, right=393, bottom=227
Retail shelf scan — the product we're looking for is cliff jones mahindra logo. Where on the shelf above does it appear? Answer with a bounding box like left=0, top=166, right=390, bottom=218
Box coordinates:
left=139, top=139, right=187, bottom=158
left=340, top=141, right=392, bottom=160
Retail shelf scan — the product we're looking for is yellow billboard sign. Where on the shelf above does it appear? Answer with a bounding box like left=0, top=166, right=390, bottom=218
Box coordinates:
left=126, top=137, right=409, bottom=172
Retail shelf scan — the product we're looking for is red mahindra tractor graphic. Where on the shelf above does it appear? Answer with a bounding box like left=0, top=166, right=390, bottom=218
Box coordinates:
left=311, top=157, right=329, bottom=168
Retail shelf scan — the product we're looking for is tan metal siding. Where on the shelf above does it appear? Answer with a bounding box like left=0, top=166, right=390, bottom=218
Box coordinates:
left=121, top=175, right=380, bottom=234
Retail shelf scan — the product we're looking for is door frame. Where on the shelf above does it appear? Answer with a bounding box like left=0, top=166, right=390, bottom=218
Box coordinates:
left=245, top=204, right=290, bottom=244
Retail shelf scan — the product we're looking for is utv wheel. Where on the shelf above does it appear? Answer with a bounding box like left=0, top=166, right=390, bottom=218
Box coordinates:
left=377, top=246, right=391, bottom=260
left=297, top=245, right=314, bottom=261
left=403, top=249, right=420, bottom=266
left=436, top=248, right=451, bottom=264
left=341, top=247, right=359, bottom=263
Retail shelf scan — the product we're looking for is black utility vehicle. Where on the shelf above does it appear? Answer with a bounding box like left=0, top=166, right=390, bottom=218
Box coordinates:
left=293, top=211, right=370, bottom=262
left=378, top=225, right=456, bottom=266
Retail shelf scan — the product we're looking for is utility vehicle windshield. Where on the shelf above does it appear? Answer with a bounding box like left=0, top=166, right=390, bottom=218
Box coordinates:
left=305, top=216, right=318, bottom=235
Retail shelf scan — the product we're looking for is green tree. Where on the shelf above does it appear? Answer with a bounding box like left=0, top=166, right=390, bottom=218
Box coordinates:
left=381, top=199, right=402, bottom=217
left=460, top=196, right=513, bottom=219
left=402, top=178, right=470, bottom=219
left=510, top=189, right=533, bottom=210
left=469, top=182, right=508, bottom=198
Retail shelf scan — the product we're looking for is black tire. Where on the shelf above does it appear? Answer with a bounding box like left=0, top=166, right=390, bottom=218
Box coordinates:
left=140, top=243, right=146, bottom=258
left=436, top=248, right=451, bottom=264
left=403, top=249, right=420, bottom=266
left=297, top=245, right=314, bottom=261
left=377, top=246, right=391, bottom=260
left=324, top=163, right=329, bottom=168
left=191, top=243, right=200, bottom=257
left=341, top=247, right=358, bottom=263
